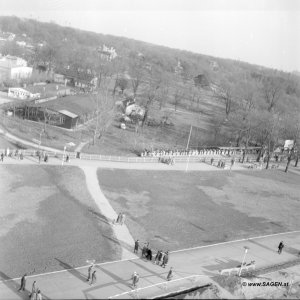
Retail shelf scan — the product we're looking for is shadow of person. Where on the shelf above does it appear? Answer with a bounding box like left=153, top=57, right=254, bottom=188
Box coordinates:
left=55, top=258, right=87, bottom=282
left=0, top=271, right=30, bottom=299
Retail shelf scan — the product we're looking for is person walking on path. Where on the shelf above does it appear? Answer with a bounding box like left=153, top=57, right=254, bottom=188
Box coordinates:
left=167, top=267, right=173, bottom=281
left=132, top=272, right=139, bottom=289
left=87, top=264, right=94, bottom=282
left=1, top=153, right=3, bottom=162
left=90, top=270, right=97, bottom=285
left=120, top=213, right=126, bottom=225
left=134, top=240, right=139, bottom=254
left=116, top=212, right=122, bottom=224
left=36, top=289, right=42, bottom=300
left=155, top=250, right=162, bottom=265
left=278, top=241, right=284, bottom=254
left=161, top=251, right=169, bottom=268
left=30, top=281, right=37, bottom=298
left=18, top=273, right=27, bottom=292
left=230, top=158, right=235, bottom=170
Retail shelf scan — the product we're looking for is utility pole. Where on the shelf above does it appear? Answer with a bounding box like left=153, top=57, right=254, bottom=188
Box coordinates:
left=186, top=125, right=193, bottom=150
left=185, top=125, right=193, bottom=172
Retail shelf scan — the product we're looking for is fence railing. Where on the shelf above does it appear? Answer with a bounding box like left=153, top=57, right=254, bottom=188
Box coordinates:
left=0, top=148, right=281, bottom=165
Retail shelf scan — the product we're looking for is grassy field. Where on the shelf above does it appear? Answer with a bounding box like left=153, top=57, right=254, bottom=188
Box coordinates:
left=0, top=165, right=121, bottom=279
left=97, top=169, right=300, bottom=251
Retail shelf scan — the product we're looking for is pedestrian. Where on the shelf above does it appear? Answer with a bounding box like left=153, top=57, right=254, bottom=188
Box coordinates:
left=132, top=271, right=139, bottom=288
left=38, top=154, right=41, bottom=163
left=161, top=251, right=169, bottom=268
left=87, top=264, right=94, bottom=282
left=90, top=270, right=97, bottom=285
left=66, top=155, right=69, bottom=163
left=18, top=273, right=27, bottom=291
left=36, top=289, right=42, bottom=300
left=155, top=250, right=162, bottom=265
left=1, top=153, right=3, bottom=162
left=167, top=267, right=173, bottom=281
left=146, top=248, right=152, bottom=261
left=20, top=152, right=23, bottom=160
left=230, top=158, right=235, bottom=170
left=134, top=240, right=139, bottom=254
left=116, top=212, right=122, bottom=224
left=121, top=213, right=126, bottom=225
left=278, top=241, right=284, bottom=254
left=30, top=281, right=37, bottom=297
left=142, top=243, right=149, bottom=258
left=210, top=158, right=214, bottom=165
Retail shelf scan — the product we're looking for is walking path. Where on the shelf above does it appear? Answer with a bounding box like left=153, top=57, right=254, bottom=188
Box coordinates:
left=81, top=165, right=137, bottom=260
left=0, top=231, right=299, bottom=299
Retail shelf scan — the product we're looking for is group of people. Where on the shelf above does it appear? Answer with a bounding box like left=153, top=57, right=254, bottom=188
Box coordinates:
left=140, top=148, right=242, bottom=158
left=159, top=156, right=175, bottom=165
left=1, top=149, right=24, bottom=161
left=36, top=151, right=49, bottom=163
left=18, top=274, right=43, bottom=300
left=134, top=240, right=170, bottom=268
left=115, top=212, right=126, bottom=225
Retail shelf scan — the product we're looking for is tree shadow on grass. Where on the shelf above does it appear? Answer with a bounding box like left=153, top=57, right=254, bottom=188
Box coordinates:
left=55, top=258, right=87, bottom=282
left=187, top=221, right=206, bottom=232
left=0, top=271, right=30, bottom=299
left=102, top=233, right=134, bottom=254
left=88, top=208, right=112, bottom=225
left=248, top=239, right=278, bottom=254
left=129, top=259, right=167, bottom=281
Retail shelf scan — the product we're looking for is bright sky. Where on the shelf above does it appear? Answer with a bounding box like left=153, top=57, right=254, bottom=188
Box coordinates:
left=0, top=0, right=299, bottom=72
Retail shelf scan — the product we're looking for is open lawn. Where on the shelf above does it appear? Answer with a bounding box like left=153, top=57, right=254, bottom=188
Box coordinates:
left=0, top=165, right=120, bottom=279
left=97, top=169, right=300, bottom=251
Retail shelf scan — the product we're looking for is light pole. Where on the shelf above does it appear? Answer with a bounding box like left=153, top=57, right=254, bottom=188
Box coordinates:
left=185, top=125, right=193, bottom=172
left=239, top=246, right=249, bottom=276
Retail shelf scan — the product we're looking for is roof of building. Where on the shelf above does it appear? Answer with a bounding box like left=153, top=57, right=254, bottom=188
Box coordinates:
left=55, top=68, right=96, bottom=83
left=59, top=110, right=78, bottom=118
left=30, top=94, right=98, bottom=116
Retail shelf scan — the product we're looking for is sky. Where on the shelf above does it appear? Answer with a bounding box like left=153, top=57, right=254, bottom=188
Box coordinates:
left=0, top=0, right=299, bottom=72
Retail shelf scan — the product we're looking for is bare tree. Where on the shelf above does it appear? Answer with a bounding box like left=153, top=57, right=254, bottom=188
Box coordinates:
left=261, top=77, right=282, bottom=112
left=173, top=89, right=183, bottom=112
left=213, top=82, right=233, bottom=119
left=284, top=113, right=300, bottom=172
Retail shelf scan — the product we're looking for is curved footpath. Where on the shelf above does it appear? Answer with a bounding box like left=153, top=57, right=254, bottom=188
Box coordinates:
left=81, top=165, right=137, bottom=260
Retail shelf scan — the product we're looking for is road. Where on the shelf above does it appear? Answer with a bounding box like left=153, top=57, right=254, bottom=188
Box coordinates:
left=0, top=231, right=299, bottom=299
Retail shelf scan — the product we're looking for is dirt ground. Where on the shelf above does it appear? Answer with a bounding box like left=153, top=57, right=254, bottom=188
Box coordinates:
left=0, top=165, right=121, bottom=279
left=97, top=168, right=300, bottom=252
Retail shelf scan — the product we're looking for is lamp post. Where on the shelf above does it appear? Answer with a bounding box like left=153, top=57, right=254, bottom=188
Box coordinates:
left=185, top=125, right=193, bottom=172
left=239, top=246, right=249, bottom=276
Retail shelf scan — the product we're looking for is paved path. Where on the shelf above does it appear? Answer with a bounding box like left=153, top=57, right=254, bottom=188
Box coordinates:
left=81, top=165, right=137, bottom=260
left=0, top=231, right=299, bottom=299
left=0, top=154, right=250, bottom=172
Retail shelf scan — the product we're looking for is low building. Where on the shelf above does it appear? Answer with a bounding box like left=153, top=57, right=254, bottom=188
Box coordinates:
left=58, top=110, right=79, bottom=129
left=125, top=104, right=145, bottom=117
left=194, top=74, right=209, bottom=87
left=8, top=87, right=40, bottom=100
left=97, top=44, right=117, bottom=61
left=0, top=55, right=32, bottom=81
left=55, top=69, right=98, bottom=91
